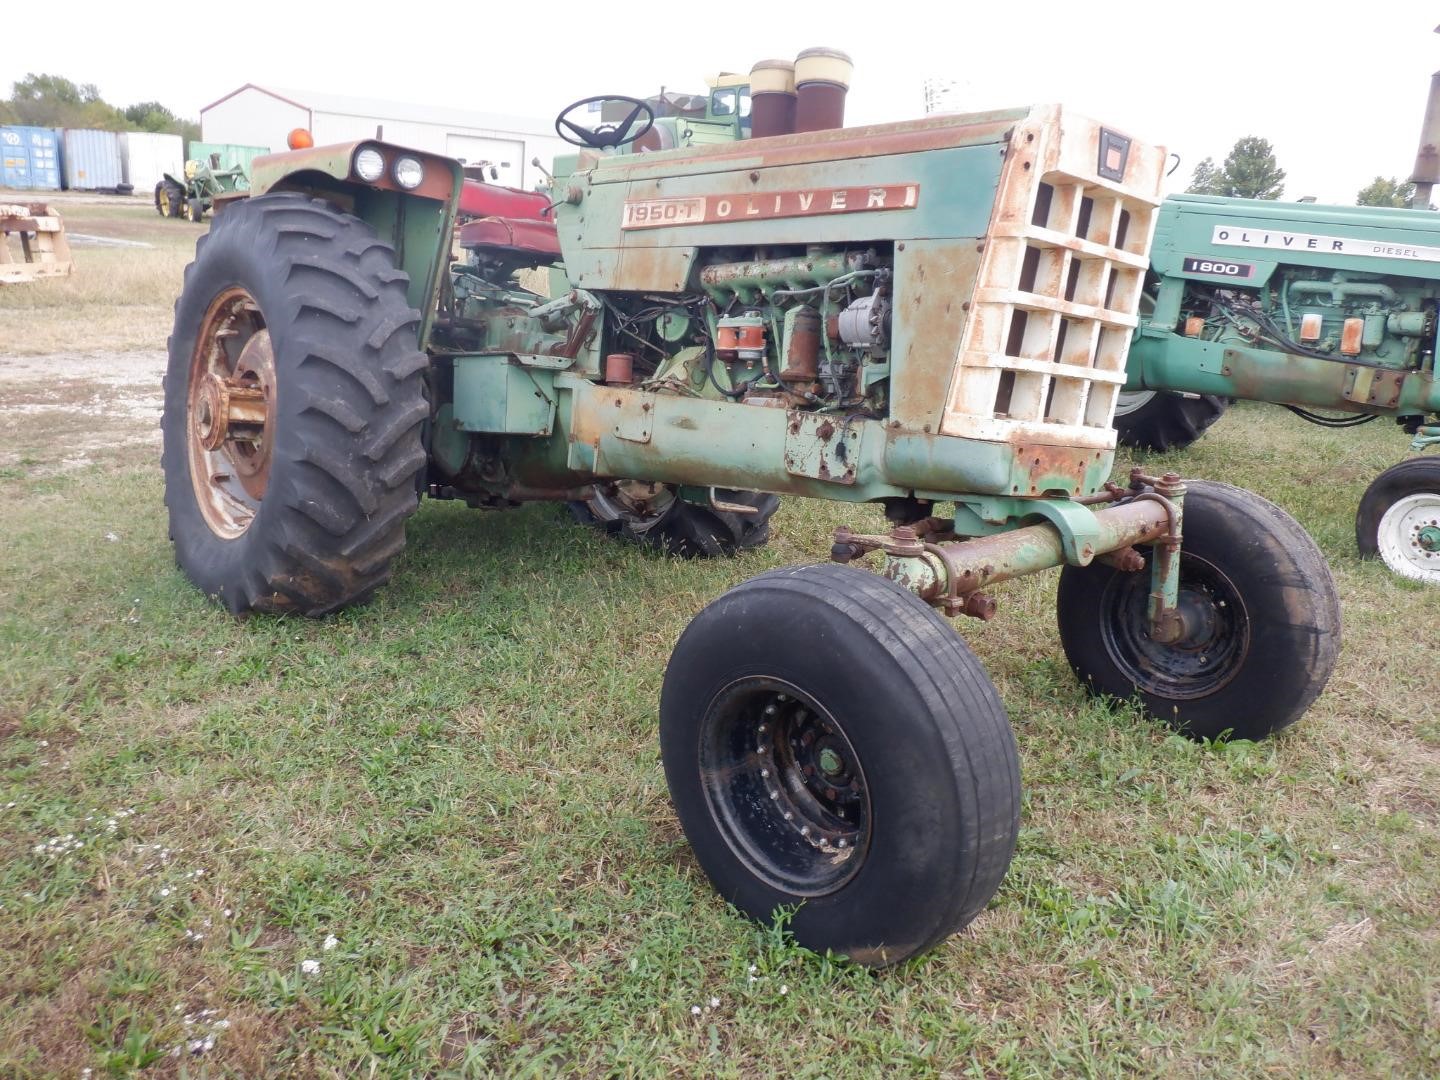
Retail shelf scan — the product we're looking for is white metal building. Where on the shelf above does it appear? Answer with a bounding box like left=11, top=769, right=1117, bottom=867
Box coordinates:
left=119, top=131, right=184, bottom=195
left=200, top=85, right=568, bottom=190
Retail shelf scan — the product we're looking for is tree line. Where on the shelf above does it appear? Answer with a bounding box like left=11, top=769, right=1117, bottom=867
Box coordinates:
left=0, top=74, right=199, bottom=146
left=1186, top=135, right=1421, bottom=208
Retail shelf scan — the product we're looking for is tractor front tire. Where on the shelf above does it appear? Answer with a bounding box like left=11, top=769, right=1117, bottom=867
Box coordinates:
left=161, top=193, right=429, bottom=615
left=186, top=197, right=206, bottom=224
left=1056, top=481, right=1340, bottom=741
left=1112, top=390, right=1228, bottom=452
left=661, top=563, right=1021, bottom=966
left=1356, top=457, right=1440, bottom=585
left=570, top=482, right=778, bottom=557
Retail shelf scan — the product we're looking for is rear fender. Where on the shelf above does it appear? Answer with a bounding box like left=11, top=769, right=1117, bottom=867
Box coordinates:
left=238, top=141, right=463, bottom=346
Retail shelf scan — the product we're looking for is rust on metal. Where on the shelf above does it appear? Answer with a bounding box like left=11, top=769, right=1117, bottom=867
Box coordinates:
left=249, top=141, right=456, bottom=202
left=1012, top=441, right=1095, bottom=497
left=1097, top=546, right=1147, bottom=572
left=779, top=307, right=821, bottom=383
left=604, top=352, right=635, bottom=386
left=194, top=373, right=266, bottom=451
left=1340, top=317, right=1365, bottom=356
left=553, top=298, right=598, bottom=359
left=833, top=493, right=1173, bottom=619
left=887, top=239, right=984, bottom=431
left=1342, top=365, right=1406, bottom=408
left=590, top=113, right=1020, bottom=184
left=187, top=287, right=276, bottom=539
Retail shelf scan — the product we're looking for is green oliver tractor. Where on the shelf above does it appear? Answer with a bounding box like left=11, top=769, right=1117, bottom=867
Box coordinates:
left=1118, top=194, right=1440, bottom=584
left=161, top=89, right=1341, bottom=966
left=154, top=154, right=250, bottom=224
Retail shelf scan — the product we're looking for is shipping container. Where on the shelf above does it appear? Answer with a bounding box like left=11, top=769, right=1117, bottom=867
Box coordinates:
left=0, top=125, right=62, bottom=190
left=120, top=131, right=184, bottom=196
left=186, top=142, right=269, bottom=178
left=62, top=129, right=124, bottom=191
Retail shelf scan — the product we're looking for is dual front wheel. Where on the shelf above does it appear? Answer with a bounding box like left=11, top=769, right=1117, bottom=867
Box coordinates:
left=663, top=482, right=1339, bottom=964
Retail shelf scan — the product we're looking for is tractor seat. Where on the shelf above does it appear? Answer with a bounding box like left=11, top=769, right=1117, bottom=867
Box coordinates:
left=457, top=217, right=561, bottom=261
left=458, top=179, right=550, bottom=221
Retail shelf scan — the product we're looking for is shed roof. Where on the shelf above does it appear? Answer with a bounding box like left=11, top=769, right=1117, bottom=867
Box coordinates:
left=201, top=84, right=554, bottom=139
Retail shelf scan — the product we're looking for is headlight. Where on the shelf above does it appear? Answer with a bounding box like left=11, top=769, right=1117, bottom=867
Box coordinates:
left=353, top=147, right=384, bottom=183
left=393, top=157, right=424, bottom=190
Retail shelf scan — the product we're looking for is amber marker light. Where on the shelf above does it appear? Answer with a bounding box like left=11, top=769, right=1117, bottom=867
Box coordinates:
left=287, top=128, right=314, bottom=150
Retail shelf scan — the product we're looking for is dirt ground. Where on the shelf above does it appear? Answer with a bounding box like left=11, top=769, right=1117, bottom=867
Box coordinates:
left=0, top=350, right=166, bottom=471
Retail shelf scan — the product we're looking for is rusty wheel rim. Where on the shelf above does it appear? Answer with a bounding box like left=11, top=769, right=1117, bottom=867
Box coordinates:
left=186, top=287, right=276, bottom=539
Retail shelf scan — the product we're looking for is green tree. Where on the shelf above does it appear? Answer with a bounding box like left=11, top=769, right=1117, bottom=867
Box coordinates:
left=1187, top=136, right=1286, bottom=200
left=1187, top=157, right=1221, bottom=195
left=1356, top=176, right=1416, bottom=208
left=123, top=101, right=177, bottom=131
left=6, top=73, right=125, bottom=129
left=3, top=75, right=200, bottom=144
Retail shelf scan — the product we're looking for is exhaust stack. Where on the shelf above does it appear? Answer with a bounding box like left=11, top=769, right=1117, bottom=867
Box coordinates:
left=1410, top=70, right=1440, bottom=209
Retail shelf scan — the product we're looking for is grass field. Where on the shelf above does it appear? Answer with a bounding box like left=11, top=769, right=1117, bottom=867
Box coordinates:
left=1, top=200, right=1438, bottom=1077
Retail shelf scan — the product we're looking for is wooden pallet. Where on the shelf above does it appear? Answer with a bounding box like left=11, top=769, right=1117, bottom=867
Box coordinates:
left=1, top=202, right=73, bottom=284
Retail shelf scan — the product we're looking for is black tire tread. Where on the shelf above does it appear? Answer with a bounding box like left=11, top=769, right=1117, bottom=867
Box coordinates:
left=1355, top=456, right=1440, bottom=558
left=570, top=487, right=779, bottom=558
left=1057, top=480, right=1340, bottom=740
left=662, top=563, right=1021, bottom=965
left=161, top=193, right=427, bottom=616
left=1114, top=393, right=1229, bottom=452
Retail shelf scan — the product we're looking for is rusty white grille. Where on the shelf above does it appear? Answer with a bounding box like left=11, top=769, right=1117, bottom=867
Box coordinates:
left=940, top=107, right=1164, bottom=450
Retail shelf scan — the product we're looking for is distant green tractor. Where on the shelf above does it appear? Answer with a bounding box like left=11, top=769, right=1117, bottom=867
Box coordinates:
left=160, top=67, right=1342, bottom=966
left=154, top=154, right=249, bottom=223
left=1118, top=194, right=1440, bottom=584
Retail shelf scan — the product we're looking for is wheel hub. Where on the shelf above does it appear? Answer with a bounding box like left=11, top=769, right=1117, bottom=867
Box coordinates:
left=193, top=368, right=267, bottom=452
left=1377, top=492, right=1440, bottom=582
left=699, top=678, right=870, bottom=896
left=1102, top=553, right=1249, bottom=699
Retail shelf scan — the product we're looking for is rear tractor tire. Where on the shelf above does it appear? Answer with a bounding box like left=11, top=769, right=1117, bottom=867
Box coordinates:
left=1356, top=457, right=1440, bottom=585
left=1056, top=480, right=1340, bottom=741
left=569, top=481, right=778, bottom=557
left=161, top=180, right=186, bottom=219
left=1113, top=390, right=1228, bottom=452
left=161, top=193, right=429, bottom=615
left=661, top=563, right=1021, bottom=966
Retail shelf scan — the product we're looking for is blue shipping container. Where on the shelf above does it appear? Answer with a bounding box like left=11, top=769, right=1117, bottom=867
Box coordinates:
left=62, top=129, right=123, bottom=190
left=0, top=125, right=62, bottom=190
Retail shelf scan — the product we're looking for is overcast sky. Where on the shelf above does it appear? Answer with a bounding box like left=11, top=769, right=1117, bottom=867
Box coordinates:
left=10, top=1, right=1439, bottom=204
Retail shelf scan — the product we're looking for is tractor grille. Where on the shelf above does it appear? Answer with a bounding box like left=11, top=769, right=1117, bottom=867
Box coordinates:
left=941, top=106, right=1165, bottom=450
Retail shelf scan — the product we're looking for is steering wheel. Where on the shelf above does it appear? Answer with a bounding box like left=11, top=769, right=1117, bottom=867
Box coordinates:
left=554, top=95, right=655, bottom=150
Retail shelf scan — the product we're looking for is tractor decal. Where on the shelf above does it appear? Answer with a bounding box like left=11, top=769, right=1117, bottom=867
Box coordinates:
left=1212, top=223, right=1440, bottom=262
left=621, top=183, right=919, bottom=229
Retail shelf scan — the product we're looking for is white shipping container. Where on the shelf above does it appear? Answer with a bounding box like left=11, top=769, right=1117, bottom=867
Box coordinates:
left=120, top=131, right=185, bottom=196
